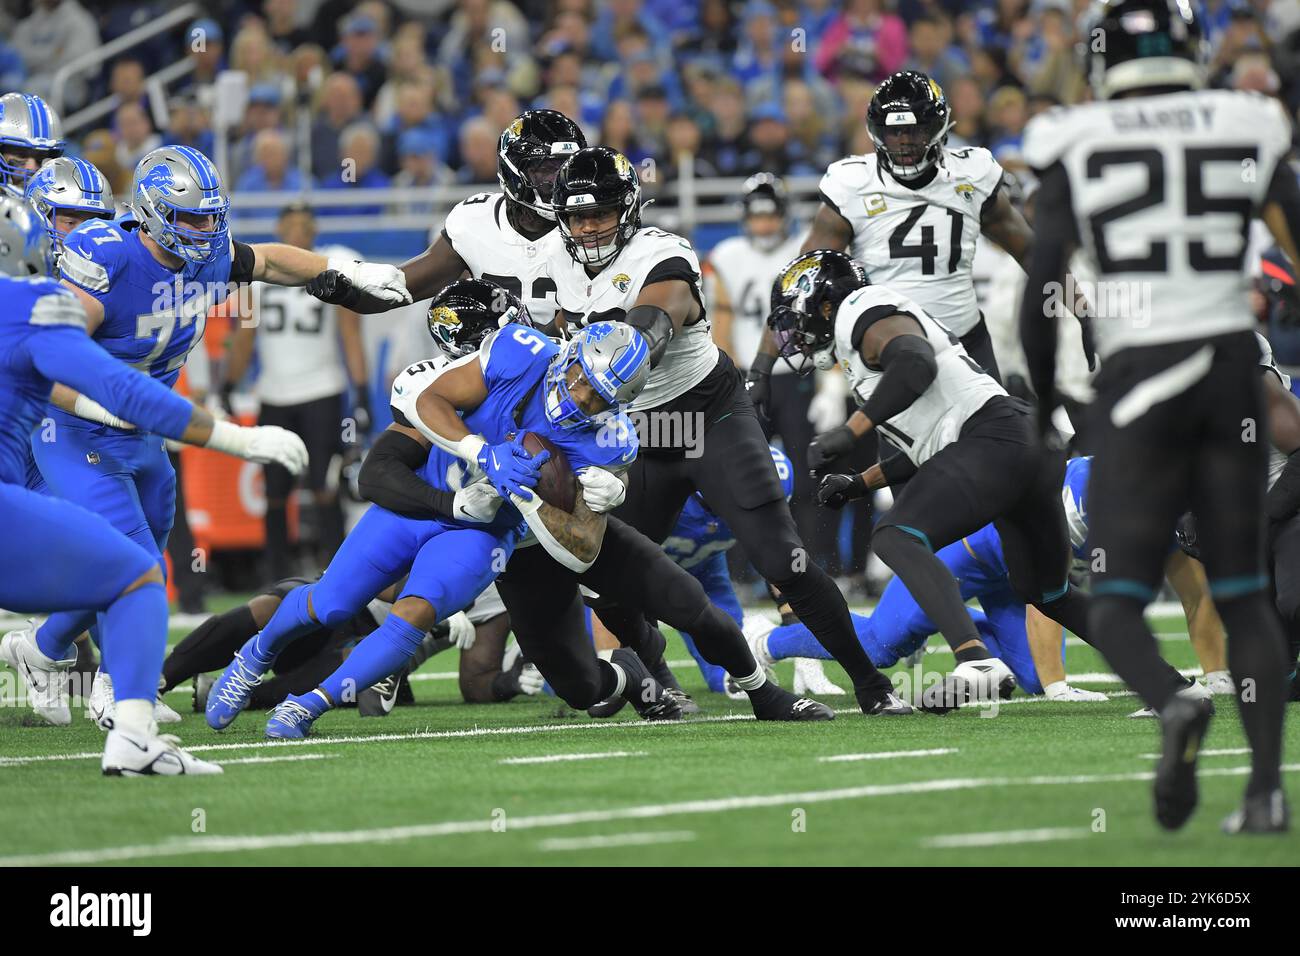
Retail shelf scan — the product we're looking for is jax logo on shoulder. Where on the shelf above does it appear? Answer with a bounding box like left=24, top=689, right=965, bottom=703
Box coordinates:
left=49, top=885, right=152, bottom=936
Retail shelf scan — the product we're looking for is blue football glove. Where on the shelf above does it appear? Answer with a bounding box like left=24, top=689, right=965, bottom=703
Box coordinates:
left=476, top=434, right=550, bottom=501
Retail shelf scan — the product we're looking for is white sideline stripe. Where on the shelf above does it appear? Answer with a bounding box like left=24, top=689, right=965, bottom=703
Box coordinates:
left=538, top=830, right=695, bottom=852
left=1068, top=668, right=1200, bottom=684
left=3, top=763, right=1294, bottom=867
left=818, top=747, right=957, bottom=763
left=500, top=751, right=646, bottom=765
left=922, top=827, right=1091, bottom=849
left=1139, top=747, right=1251, bottom=760
left=215, top=754, right=339, bottom=766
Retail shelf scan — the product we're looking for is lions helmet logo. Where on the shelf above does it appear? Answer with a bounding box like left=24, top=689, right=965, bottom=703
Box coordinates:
left=138, top=162, right=175, bottom=197
left=612, top=273, right=631, bottom=294
left=429, top=305, right=460, bottom=328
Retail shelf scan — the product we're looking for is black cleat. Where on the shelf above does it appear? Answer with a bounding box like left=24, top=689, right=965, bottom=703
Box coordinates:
left=664, top=686, right=700, bottom=715
left=587, top=694, right=629, bottom=719
left=1154, top=696, right=1213, bottom=831
left=358, top=673, right=401, bottom=717
left=859, top=689, right=915, bottom=716
left=192, top=673, right=212, bottom=713
left=749, top=681, right=834, bottom=721
left=395, top=673, right=415, bottom=706
left=611, top=648, right=681, bottom=721
left=648, top=657, right=699, bottom=714
left=1222, top=789, right=1290, bottom=834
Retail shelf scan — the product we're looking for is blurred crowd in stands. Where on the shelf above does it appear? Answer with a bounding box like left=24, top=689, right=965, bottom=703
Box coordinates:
left=4, top=0, right=1299, bottom=210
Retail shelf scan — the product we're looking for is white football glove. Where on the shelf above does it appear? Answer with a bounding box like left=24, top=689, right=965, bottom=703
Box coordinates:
left=446, top=610, right=476, bottom=651
left=73, top=393, right=135, bottom=430
left=517, top=662, right=544, bottom=696
left=328, top=257, right=412, bottom=306
left=452, top=480, right=503, bottom=523
left=1043, top=681, right=1108, bottom=702
left=205, top=421, right=309, bottom=475
left=577, top=466, right=626, bottom=513
left=807, top=378, right=848, bottom=433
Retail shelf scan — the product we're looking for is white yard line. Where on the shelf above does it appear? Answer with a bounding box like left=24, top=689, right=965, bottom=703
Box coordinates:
left=499, top=751, right=647, bottom=766
left=215, top=754, right=339, bottom=766
left=921, top=827, right=1092, bottom=849
left=538, top=830, right=695, bottom=852
left=818, top=748, right=957, bottom=763
left=1138, top=747, right=1251, bottom=760
left=2, top=762, right=1293, bottom=867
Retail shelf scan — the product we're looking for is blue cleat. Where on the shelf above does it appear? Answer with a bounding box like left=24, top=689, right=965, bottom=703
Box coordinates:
left=205, top=637, right=274, bottom=730
left=265, top=695, right=322, bottom=739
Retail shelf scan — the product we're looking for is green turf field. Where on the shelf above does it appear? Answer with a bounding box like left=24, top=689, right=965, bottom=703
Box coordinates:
left=1, top=608, right=1296, bottom=866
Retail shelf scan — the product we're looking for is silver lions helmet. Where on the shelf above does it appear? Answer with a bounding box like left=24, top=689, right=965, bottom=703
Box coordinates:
left=0, top=93, right=65, bottom=193
left=0, top=193, right=56, bottom=277
left=130, top=145, right=230, bottom=264
left=544, top=320, right=650, bottom=430
left=25, top=157, right=115, bottom=251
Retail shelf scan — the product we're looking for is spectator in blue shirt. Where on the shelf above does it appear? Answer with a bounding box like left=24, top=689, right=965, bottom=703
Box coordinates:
left=236, top=128, right=309, bottom=193
left=319, top=123, right=390, bottom=216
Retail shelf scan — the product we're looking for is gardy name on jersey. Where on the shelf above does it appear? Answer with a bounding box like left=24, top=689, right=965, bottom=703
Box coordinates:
left=546, top=226, right=717, bottom=412
left=819, top=146, right=1004, bottom=337
left=832, top=284, right=1005, bottom=467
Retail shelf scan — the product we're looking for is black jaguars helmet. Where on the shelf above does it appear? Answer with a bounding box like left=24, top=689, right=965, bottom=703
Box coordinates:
left=767, top=250, right=869, bottom=374
left=740, top=172, right=789, bottom=252
left=1083, top=0, right=1206, bottom=99
left=866, top=71, right=953, bottom=182
left=426, top=278, right=533, bottom=358
left=497, top=109, right=586, bottom=221
left=552, top=146, right=642, bottom=268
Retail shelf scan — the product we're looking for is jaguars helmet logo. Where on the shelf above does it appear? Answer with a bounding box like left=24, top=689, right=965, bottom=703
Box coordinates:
left=928, top=77, right=945, bottom=101
left=611, top=273, right=631, bottom=294
left=779, top=260, right=820, bottom=307
left=506, top=118, right=524, bottom=140
left=428, top=305, right=460, bottom=328
left=613, top=152, right=633, bottom=177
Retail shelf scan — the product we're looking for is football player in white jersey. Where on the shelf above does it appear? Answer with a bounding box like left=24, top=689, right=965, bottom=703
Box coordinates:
left=223, top=203, right=370, bottom=578
left=1019, top=0, right=1300, bottom=833
left=770, top=250, right=1101, bottom=708
left=545, top=146, right=909, bottom=717
left=309, top=109, right=583, bottom=327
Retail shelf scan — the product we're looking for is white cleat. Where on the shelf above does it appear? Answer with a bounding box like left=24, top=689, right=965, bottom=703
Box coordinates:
left=1043, top=680, right=1109, bottom=702
left=0, top=622, right=74, bottom=725
left=951, top=657, right=1017, bottom=701
left=88, top=670, right=182, bottom=730
left=1129, top=679, right=1212, bottom=718
left=793, top=658, right=847, bottom=695
left=1204, top=670, right=1235, bottom=696
left=102, top=725, right=223, bottom=776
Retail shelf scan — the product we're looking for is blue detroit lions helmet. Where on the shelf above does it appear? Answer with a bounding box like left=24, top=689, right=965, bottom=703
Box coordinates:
left=130, top=145, right=230, bottom=264
left=0, top=93, right=65, bottom=194
left=25, top=157, right=115, bottom=251
left=544, top=321, right=650, bottom=430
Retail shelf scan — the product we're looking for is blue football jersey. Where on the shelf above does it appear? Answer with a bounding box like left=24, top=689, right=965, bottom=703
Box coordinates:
left=54, top=216, right=231, bottom=430
left=394, top=323, right=638, bottom=531
left=663, top=445, right=794, bottom=569
left=0, top=277, right=87, bottom=484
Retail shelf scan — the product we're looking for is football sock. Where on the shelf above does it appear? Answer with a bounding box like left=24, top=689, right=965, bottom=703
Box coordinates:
left=100, top=581, right=168, bottom=704
left=775, top=562, right=889, bottom=692
left=954, top=644, right=993, bottom=663
left=114, top=698, right=154, bottom=736
left=1088, top=594, right=1187, bottom=712
left=679, top=601, right=759, bottom=677
left=36, top=608, right=96, bottom=660
left=319, top=613, right=425, bottom=707
left=1034, top=583, right=1092, bottom=641
left=1216, top=592, right=1288, bottom=797
left=602, top=658, right=627, bottom=698
left=252, top=584, right=316, bottom=661
left=767, top=623, right=833, bottom=661
left=161, top=605, right=259, bottom=692
left=265, top=503, right=291, bottom=580
left=732, top=665, right=767, bottom=691
left=873, top=526, right=982, bottom=653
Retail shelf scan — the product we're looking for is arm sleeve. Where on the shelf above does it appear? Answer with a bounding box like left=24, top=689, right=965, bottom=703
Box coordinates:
left=229, top=240, right=257, bottom=284
left=859, top=334, right=937, bottom=425
left=27, top=325, right=193, bottom=440
left=357, top=429, right=457, bottom=519
left=1018, top=161, right=1078, bottom=412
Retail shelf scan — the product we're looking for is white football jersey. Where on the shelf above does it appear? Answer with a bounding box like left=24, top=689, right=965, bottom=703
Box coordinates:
left=832, top=285, right=1005, bottom=467
left=706, top=231, right=805, bottom=374
left=819, top=147, right=1005, bottom=337
left=546, top=226, right=717, bottom=412
left=442, top=192, right=558, bottom=328
left=254, top=244, right=356, bottom=406
left=1022, top=90, right=1293, bottom=358
left=1258, top=331, right=1291, bottom=491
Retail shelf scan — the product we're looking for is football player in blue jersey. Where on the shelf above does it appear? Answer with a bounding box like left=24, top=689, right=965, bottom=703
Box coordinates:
left=0, top=92, right=63, bottom=195
left=9, top=145, right=412, bottom=693
left=24, top=156, right=116, bottom=256
left=0, top=193, right=309, bottom=773
left=205, top=287, right=652, bottom=739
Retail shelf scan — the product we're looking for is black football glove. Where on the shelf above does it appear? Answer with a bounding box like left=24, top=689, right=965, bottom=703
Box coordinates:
left=816, top=472, right=867, bottom=510
left=350, top=387, right=372, bottom=437
left=808, top=424, right=856, bottom=475
left=744, top=352, right=775, bottom=420
left=306, top=269, right=354, bottom=305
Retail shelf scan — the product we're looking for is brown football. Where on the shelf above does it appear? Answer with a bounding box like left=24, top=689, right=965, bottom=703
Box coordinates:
left=521, top=431, right=578, bottom=512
